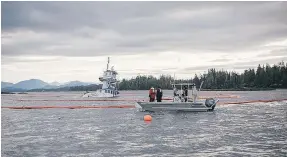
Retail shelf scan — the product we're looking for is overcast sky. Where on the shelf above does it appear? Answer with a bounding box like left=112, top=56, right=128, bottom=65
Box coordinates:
left=2, top=1, right=287, bottom=83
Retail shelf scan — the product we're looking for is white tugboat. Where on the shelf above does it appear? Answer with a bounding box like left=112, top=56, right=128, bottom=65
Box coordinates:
left=83, top=57, right=119, bottom=98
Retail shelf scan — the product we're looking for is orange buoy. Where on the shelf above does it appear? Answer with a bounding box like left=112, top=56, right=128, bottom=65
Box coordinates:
left=144, top=115, right=152, bottom=121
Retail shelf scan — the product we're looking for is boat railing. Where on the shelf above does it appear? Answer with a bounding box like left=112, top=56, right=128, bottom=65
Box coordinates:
left=170, top=82, right=205, bottom=103
left=171, top=83, right=195, bottom=86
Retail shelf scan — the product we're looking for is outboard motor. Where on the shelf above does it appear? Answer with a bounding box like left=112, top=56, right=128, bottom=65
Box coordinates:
left=205, top=98, right=216, bottom=109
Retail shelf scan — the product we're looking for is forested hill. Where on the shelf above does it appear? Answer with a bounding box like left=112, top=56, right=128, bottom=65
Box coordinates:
left=23, top=61, right=287, bottom=92
left=118, top=61, right=287, bottom=90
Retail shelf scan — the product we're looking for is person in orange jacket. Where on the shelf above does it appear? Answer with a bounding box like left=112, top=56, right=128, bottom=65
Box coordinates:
left=149, top=87, right=156, bottom=102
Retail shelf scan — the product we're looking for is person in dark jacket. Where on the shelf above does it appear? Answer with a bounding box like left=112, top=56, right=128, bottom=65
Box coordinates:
left=156, top=87, right=163, bottom=102
left=183, top=86, right=188, bottom=102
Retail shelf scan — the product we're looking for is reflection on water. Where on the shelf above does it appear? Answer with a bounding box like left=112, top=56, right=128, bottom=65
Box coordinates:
left=1, top=91, right=287, bottom=156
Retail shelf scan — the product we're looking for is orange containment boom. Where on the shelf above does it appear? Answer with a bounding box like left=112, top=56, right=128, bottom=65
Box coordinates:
left=17, top=98, right=173, bottom=102
left=16, top=95, right=239, bottom=102
left=2, top=99, right=286, bottom=110
left=1, top=105, right=135, bottom=110
left=219, top=98, right=287, bottom=105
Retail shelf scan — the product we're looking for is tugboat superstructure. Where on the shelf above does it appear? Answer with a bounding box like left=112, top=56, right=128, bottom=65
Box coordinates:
left=83, top=57, right=119, bottom=98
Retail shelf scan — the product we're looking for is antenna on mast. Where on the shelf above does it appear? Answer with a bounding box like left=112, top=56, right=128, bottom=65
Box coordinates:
left=173, top=73, right=176, bottom=88
left=107, top=57, right=110, bottom=70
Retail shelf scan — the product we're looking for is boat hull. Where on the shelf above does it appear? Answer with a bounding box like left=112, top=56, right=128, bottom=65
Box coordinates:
left=136, top=101, right=217, bottom=112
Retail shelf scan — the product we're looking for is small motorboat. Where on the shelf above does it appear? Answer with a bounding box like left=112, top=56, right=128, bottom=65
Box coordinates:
left=136, top=82, right=219, bottom=112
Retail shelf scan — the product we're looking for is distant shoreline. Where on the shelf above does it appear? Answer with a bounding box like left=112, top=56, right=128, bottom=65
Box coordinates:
left=1, top=92, right=28, bottom=94
left=118, top=88, right=277, bottom=91
left=200, top=88, right=277, bottom=91
left=2, top=88, right=281, bottom=94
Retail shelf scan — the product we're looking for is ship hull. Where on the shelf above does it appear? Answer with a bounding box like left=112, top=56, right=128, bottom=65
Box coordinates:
left=82, top=90, right=119, bottom=98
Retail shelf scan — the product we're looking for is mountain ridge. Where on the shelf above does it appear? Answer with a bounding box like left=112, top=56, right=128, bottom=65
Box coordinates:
left=1, top=79, right=98, bottom=92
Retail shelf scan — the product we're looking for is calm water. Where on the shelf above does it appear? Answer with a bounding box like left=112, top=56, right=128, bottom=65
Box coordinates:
left=2, top=90, right=287, bottom=157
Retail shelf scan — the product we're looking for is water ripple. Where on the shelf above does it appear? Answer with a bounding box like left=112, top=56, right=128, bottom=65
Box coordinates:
left=2, top=91, right=287, bottom=156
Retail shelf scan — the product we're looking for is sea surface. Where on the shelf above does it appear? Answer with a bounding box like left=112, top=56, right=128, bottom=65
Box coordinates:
left=1, top=90, right=287, bottom=157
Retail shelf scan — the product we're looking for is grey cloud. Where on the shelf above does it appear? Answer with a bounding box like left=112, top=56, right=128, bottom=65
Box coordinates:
left=3, top=2, right=279, bottom=32
left=118, top=68, right=177, bottom=73
left=268, top=49, right=287, bottom=57
left=251, top=56, right=287, bottom=66
left=256, top=48, right=287, bottom=58
left=117, top=68, right=178, bottom=76
left=182, top=56, right=287, bottom=74
left=2, top=1, right=287, bottom=58
left=69, top=69, right=90, bottom=73
left=1, top=56, right=63, bottom=65
left=183, top=64, right=230, bottom=72
left=210, top=58, right=231, bottom=62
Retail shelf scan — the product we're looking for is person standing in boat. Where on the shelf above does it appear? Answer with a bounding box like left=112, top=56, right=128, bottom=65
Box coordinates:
left=173, top=87, right=178, bottom=96
left=183, top=86, right=188, bottom=102
left=156, top=86, right=163, bottom=102
left=149, top=87, right=156, bottom=102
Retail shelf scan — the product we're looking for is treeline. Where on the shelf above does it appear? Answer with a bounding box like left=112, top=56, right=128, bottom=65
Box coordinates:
left=27, top=61, right=287, bottom=92
left=118, top=61, right=287, bottom=90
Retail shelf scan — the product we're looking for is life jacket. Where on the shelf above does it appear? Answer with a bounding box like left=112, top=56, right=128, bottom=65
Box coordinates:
left=149, top=88, right=155, bottom=98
